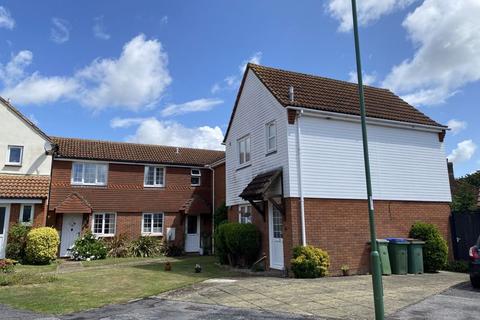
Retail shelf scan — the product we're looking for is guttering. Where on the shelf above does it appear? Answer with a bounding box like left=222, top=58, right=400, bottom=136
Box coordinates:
left=286, top=106, right=448, bottom=133
left=54, top=157, right=208, bottom=169
left=296, top=110, right=307, bottom=246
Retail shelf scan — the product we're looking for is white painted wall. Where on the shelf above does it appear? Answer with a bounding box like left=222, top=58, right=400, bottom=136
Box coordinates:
left=292, top=114, right=452, bottom=202
left=0, top=102, right=52, bottom=176
left=225, top=70, right=290, bottom=206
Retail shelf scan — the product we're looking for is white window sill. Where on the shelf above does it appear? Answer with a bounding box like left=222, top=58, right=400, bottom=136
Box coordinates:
left=141, top=233, right=164, bottom=237
left=71, top=183, right=107, bottom=187
left=94, top=234, right=115, bottom=238
left=236, top=163, right=252, bottom=171
left=266, top=149, right=277, bottom=156
left=143, top=185, right=165, bottom=188
left=5, top=163, right=22, bottom=167
left=191, top=184, right=201, bottom=187
left=19, top=222, right=33, bottom=226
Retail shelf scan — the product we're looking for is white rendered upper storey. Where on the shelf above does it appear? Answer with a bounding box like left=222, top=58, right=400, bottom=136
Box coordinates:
left=224, top=64, right=452, bottom=206
left=0, top=97, right=53, bottom=176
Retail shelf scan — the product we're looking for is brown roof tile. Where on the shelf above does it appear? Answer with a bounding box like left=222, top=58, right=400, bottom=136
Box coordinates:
left=240, top=169, right=282, bottom=200
left=0, top=175, right=50, bottom=199
left=225, top=64, right=445, bottom=142
left=51, top=137, right=225, bottom=167
left=55, top=192, right=92, bottom=214
left=179, top=195, right=211, bottom=215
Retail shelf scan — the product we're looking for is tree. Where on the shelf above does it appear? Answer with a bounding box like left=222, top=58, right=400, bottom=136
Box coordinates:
left=451, top=181, right=477, bottom=212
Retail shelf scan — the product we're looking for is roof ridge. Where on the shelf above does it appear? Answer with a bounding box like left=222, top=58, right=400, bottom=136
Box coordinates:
left=50, top=136, right=225, bottom=154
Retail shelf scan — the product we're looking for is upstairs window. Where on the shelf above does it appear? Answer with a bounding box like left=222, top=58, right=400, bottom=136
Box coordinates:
left=238, top=135, right=251, bottom=165
left=72, top=162, right=108, bottom=186
left=266, top=121, right=277, bottom=153
left=191, top=169, right=201, bottom=186
left=92, top=213, right=116, bottom=236
left=144, top=166, right=165, bottom=187
left=239, top=205, right=252, bottom=224
left=6, top=145, right=23, bottom=166
left=19, top=204, right=34, bottom=225
left=142, top=213, right=164, bottom=235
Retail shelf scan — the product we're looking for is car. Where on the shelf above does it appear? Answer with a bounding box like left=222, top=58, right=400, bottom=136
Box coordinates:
left=469, top=236, right=480, bottom=289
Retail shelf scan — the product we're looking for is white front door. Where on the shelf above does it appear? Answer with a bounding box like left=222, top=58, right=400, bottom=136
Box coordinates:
left=60, top=214, right=83, bottom=257
left=269, top=203, right=284, bottom=270
left=185, top=215, right=200, bottom=253
left=0, top=205, right=11, bottom=259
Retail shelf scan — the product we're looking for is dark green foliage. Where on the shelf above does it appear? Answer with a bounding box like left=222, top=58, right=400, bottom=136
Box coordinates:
left=459, top=170, right=480, bottom=188
left=104, top=233, right=130, bottom=258
left=410, top=222, right=448, bottom=272
left=129, top=236, right=162, bottom=257
left=215, top=222, right=261, bottom=267
left=163, top=240, right=184, bottom=257
left=70, top=231, right=107, bottom=261
left=290, top=245, right=330, bottom=278
left=6, top=224, right=31, bottom=263
left=451, top=182, right=477, bottom=212
left=443, top=260, right=469, bottom=273
left=214, top=202, right=228, bottom=230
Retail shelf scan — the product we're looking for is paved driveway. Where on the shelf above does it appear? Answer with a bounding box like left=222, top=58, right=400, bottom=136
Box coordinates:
left=157, top=272, right=468, bottom=320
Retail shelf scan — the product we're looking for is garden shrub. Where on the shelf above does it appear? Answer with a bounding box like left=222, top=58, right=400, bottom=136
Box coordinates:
left=25, top=227, right=60, bottom=265
left=443, top=260, right=469, bottom=273
left=409, top=222, right=448, bottom=272
left=70, top=231, right=107, bottom=261
left=214, top=222, right=229, bottom=264
left=215, top=222, right=261, bottom=267
left=163, top=240, right=184, bottom=257
left=129, top=236, right=162, bottom=257
left=6, top=224, right=31, bottom=263
left=214, top=202, right=228, bottom=230
left=0, top=259, right=17, bottom=273
left=291, top=245, right=330, bottom=278
left=104, top=233, right=131, bottom=258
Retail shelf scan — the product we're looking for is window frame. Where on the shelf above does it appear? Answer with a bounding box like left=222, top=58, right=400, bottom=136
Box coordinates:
left=141, top=212, right=164, bottom=236
left=71, top=162, right=108, bottom=186
left=238, top=204, right=252, bottom=224
left=6, top=145, right=24, bottom=166
left=237, top=135, right=251, bottom=166
left=191, top=169, right=201, bottom=186
left=143, top=166, right=165, bottom=188
left=19, top=204, right=34, bottom=226
left=265, top=121, right=277, bottom=154
left=91, top=212, right=116, bottom=237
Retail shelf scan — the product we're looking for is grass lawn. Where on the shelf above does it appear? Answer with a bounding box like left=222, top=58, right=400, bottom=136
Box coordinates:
left=0, top=256, right=234, bottom=314
left=81, top=256, right=168, bottom=267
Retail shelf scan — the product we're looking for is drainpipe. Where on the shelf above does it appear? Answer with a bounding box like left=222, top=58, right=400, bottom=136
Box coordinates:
left=207, top=165, right=215, bottom=254
left=296, top=110, right=307, bottom=246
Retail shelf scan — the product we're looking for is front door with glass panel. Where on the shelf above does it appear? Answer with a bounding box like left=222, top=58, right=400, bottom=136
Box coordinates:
left=269, top=203, right=284, bottom=270
left=185, top=215, right=200, bottom=252
left=0, top=205, right=10, bottom=259
left=60, top=214, right=83, bottom=257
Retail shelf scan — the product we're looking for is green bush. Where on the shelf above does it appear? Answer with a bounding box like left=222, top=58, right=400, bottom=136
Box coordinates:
left=0, top=259, right=17, bottom=273
left=443, top=260, right=469, bottom=273
left=104, top=233, right=131, bottom=258
left=25, top=227, right=60, bottom=265
left=214, top=202, right=228, bottom=230
left=6, top=224, right=31, bottom=263
left=70, top=231, right=107, bottom=261
left=215, top=223, right=261, bottom=267
left=163, top=240, right=184, bottom=257
left=129, top=236, right=162, bottom=257
left=291, top=245, right=330, bottom=278
left=410, top=222, right=448, bottom=272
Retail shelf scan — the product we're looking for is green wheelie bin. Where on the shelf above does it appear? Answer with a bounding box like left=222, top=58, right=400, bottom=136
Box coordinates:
left=386, top=238, right=409, bottom=275
left=407, top=239, right=425, bottom=274
left=368, top=239, right=392, bottom=275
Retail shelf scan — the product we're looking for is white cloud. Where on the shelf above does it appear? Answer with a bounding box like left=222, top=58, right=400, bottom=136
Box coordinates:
left=447, top=119, right=467, bottom=135
left=1, top=34, right=172, bottom=111
left=93, top=16, right=110, bottom=40
left=160, top=16, right=168, bottom=24
left=160, top=98, right=223, bottom=117
left=348, top=70, right=377, bottom=85
left=211, top=52, right=263, bottom=93
left=0, top=6, right=15, bottom=29
left=383, top=0, right=480, bottom=106
left=115, top=117, right=224, bottom=150
left=50, top=18, right=70, bottom=44
left=110, top=117, right=150, bottom=129
left=326, top=0, right=415, bottom=32
left=447, top=139, right=477, bottom=164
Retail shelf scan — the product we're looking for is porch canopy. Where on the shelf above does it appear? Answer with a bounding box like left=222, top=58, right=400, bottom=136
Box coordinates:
left=179, top=195, right=211, bottom=216
left=239, top=168, right=284, bottom=220
left=0, top=174, right=50, bottom=200
left=54, top=192, right=92, bottom=214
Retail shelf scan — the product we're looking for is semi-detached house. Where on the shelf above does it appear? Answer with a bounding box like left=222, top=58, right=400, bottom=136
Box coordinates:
left=224, top=64, right=452, bottom=274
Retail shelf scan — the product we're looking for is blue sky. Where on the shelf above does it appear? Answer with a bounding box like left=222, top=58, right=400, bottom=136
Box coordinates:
left=0, top=0, right=478, bottom=177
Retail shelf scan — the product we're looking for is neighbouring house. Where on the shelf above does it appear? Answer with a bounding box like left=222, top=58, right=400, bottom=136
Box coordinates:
left=0, top=98, right=54, bottom=258
left=224, top=64, right=452, bottom=274
left=47, top=137, right=225, bottom=257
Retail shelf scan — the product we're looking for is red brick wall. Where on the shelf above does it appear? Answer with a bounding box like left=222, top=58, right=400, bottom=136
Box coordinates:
left=213, top=163, right=226, bottom=210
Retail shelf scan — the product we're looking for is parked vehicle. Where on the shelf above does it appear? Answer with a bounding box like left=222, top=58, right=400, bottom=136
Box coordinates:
left=469, top=236, right=480, bottom=288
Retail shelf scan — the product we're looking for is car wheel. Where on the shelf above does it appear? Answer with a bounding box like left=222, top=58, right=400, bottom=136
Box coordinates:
left=470, top=275, right=480, bottom=289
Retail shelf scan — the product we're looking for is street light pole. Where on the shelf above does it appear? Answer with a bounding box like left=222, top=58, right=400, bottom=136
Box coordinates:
left=350, top=0, right=385, bottom=319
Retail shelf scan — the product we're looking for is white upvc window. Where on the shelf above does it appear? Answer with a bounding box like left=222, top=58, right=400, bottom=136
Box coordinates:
left=266, top=121, right=277, bottom=153
left=238, top=135, right=251, bottom=165
left=71, top=162, right=108, bottom=186
left=19, top=204, right=34, bottom=225
left=6, top=145, right=23, bottom=166
left=191, top=169, right=201, bottom=186
left=142, top=213, right=164, bottom=235
left=92, top=213, right=116, bottom=236
left=144, top=166, right=165, bottom=187
left=239, top=204, right=252, bottom=224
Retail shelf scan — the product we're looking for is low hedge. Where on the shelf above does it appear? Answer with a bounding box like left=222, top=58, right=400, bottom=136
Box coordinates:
left=6, top=224, right=31, bottom=263
left=215, top=222, right=261, bottom=267
left=25, top=227, right=60, bottom=265
left=409, top=222, right=448, bottom=272
left=291, top=245, right=330, bottom=278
